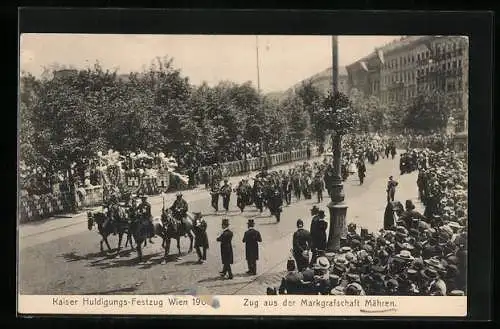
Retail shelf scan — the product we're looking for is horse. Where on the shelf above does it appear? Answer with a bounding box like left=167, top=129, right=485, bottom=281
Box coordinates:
left=127, top=215, right=166, bottom=263
left=87, top=209, right=130, bottom=255
left=160, top=209, right=194, bottom=262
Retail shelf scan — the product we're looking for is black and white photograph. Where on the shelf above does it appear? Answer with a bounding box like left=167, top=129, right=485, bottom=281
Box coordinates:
left=18, top=32, right=469, bottom=314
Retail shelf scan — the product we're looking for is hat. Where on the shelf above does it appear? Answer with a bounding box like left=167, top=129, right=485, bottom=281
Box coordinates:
left=339, top=246, right=352, bottom=253
left=222, top=218, right=229, bottom=226
left=346, top=273, right=361, bottom=283
left=176, top=192, right=182, bottom=197
left=446, top=255, right=459, bottom=265
left=447, top=221, right=463, bottom=230
left=424, top=257, right=446, bottom=271
left=410, top=259, right=425, bottom=271
left=401, top=242, right=415, bottom=251
left=449, top=290, right=465, bottom=296
left=385, top=278, right=399, bottom=289
left=351, top=239, right=362, bottom=248
left=405, top=199, right=416, bottom=210
left=310, top=206, right=319, bottom=213
left=407, top=268, right=418, bottom=276
left=318, top=210, right=325, bottom=217
left=247, top=219, right=255, bottom=226
left=313, top=257, right=330, bottom=270
left=395, top=250, right=414, bottom=261
left=296, top=219, right=304, bottom=228
left=330, top=285, right=345, bottom=295
left=345, top=283, right=363, bottom=295
left=420, top=267, right=439, bottom=280
left=286, top=258, right=296, bottom=271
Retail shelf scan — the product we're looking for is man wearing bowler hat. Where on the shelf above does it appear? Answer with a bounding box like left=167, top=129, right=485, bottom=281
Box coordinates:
left=216, top=218, right=233, bottom=279
left=242, top=219, right=262, bottom=275
left=293, top=219, right=312, bottom=272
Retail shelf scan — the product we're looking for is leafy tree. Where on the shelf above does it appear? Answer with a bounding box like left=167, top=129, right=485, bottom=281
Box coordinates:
left=280, top=94, right=311, bottom=143
left=315, top=91, right=359, bottom=138
left=403, top=90, right=454, bottom=133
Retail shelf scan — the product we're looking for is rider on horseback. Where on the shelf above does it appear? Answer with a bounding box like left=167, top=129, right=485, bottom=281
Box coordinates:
left=103, top=193, right=120, bottom=235
left=137, top=195, right=154, bottom=244
left=170, top=192, right=188, bottom=235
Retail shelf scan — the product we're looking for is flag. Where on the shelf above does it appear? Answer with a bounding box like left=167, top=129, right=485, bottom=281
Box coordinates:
left=360, top=61, right=369, bottom=72
left=376, top=48, right=385, bottom=65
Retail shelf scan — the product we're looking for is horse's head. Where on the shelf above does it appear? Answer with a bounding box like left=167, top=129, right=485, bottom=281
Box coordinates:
left=87, top=212, right=94, bottom=230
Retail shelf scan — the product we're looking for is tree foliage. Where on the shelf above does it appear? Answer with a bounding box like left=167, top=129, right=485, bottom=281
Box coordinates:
left=315, top=91, right=359, bottom=137
left=403, top=90, right=454, bottom=133
left=19, top=57, right=319, bottom=176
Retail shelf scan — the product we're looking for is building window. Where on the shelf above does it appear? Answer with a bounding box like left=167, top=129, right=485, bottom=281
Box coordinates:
left=417, top=54, right=421, bottom=62
left=458, top=59, right=462, bottom=67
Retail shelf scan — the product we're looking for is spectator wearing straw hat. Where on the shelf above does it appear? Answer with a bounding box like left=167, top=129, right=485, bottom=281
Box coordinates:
left=242, top=219, right=262, bottom=275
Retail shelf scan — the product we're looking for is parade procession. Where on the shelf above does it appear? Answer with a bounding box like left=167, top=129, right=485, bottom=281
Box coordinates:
left=19, top=34, right=468, bottom=298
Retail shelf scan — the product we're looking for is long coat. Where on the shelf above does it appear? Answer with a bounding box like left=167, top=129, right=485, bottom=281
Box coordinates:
left=242, top=228, right=262, bottom=261
left=217, top=229, right=234, bottom=265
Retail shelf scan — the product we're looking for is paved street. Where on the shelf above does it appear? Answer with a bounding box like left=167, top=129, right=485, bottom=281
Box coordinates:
left=19, top=154, right=421, bottom=295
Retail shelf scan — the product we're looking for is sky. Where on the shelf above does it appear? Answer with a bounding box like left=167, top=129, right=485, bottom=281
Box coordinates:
left=20, top=34, right=401, bottom=93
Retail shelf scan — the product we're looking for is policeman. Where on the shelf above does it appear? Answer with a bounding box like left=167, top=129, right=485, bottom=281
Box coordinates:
left=137, top=195, right=154, bottom=243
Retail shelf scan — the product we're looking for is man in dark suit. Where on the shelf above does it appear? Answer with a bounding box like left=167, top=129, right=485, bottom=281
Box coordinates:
left=293, top=219, right=312, bottom=272
left=193, top=212, right=209, bottom=264
left=242, top=219, right=262, bottom=275
left=216, top=218, right=233, bottom=279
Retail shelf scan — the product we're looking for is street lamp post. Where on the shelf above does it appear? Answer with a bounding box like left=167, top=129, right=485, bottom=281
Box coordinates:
left=326, top=36, right=349, bottom=252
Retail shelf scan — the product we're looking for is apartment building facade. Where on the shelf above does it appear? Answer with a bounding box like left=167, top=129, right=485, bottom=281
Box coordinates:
left=346, top=36, right=469, bottom=133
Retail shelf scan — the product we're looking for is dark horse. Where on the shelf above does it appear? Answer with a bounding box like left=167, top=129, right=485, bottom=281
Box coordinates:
left=160, top=209, right=195, bottom=262
left=128, top=215, right=165, bottom=263
left=87, top=209, right=130, bottom=256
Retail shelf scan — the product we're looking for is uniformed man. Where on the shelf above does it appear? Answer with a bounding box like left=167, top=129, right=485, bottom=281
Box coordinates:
left=242, top=219, right=262, bottom=275
left=220, top=179, right=232, bottom=211
left=217, top=218, right=234, bottom=280
left=387, top=176, right=399, bottom=203
left=210, top=181, right=220, bottom=211
left=137, top=195, right=154, bottom=243
left=313, top=174, right=324, bottom=203
left=293, top=219, right=312, bottom=272
left=357, top=157, right=366, bottom=185
left=170, top=192, right=188, bottom=234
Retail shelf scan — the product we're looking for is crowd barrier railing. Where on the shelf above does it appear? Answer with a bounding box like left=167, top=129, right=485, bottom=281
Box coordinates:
left=197, top=147, right=317, bottom=181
